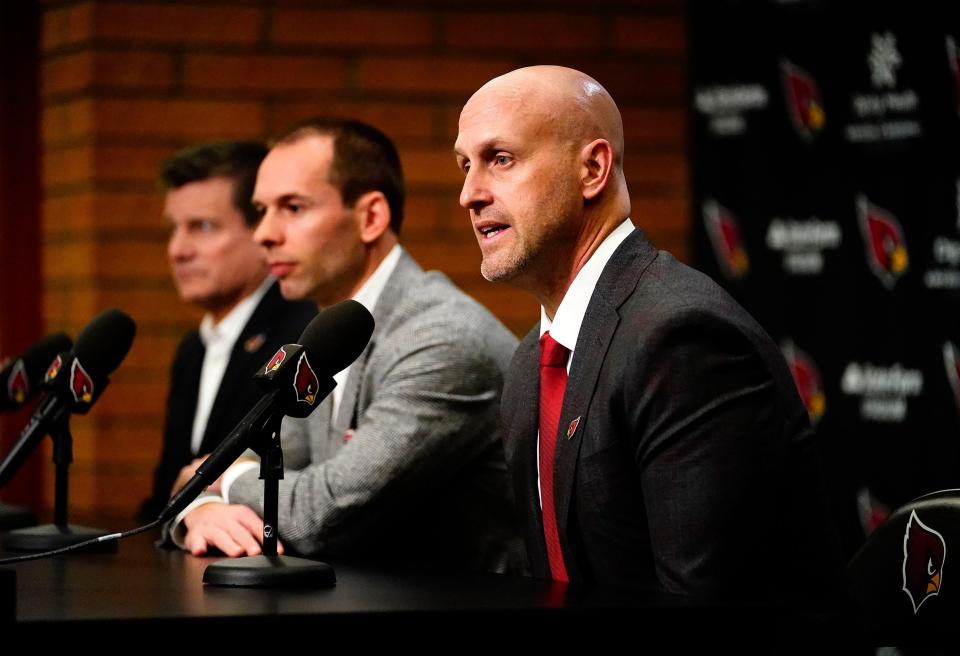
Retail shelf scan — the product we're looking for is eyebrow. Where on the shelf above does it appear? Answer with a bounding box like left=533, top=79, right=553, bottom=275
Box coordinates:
left=453, top=138, right=512, bottom=158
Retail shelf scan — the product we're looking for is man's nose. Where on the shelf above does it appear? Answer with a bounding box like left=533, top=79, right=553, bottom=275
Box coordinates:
left=167, top=226, right=192, bottom=261
left=253, top=209, right=281, bottom=247
left=459, top=168, right=493, bottom=210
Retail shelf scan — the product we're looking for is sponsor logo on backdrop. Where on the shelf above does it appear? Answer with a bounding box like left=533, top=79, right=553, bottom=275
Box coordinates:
left=925, top=235, right=960, bottom=289
left=765, top=216, right=841, bottom=275
left=945, top=342, right=960, bottom=415
left=7, top=360, right=28, bottom=404
left=846, top=32, right=922, bottom=143
left=857, top=195, right=909, bottom=289
left=781, top=341, right=826, bottom=423
left=902, top=510, right=946, bottom=614
left=694, top=84, right=769, bottom=137
left=703, top=199, right=749, bottom=280
left=841, top=361, right=923, bottom=422
left=781, top=59, right=825, bottom=141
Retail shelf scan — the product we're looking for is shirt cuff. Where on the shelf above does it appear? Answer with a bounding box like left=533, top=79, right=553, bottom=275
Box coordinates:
left=222, top=460, right=260, bottom=503
left=169, top=494, right=225, bottom=550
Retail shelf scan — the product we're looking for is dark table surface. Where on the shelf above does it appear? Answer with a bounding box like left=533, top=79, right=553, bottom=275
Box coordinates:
left=0, top=528, right=849, bottom=647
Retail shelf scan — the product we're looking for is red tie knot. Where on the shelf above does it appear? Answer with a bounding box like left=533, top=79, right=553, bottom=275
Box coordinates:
left=540, top=332, right=569, bottom=369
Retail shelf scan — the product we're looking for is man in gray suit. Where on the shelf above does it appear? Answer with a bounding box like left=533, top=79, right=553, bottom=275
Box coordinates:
left=172, top=118, right=522, bottom=574
left=455, top=66, right=842, bottom=600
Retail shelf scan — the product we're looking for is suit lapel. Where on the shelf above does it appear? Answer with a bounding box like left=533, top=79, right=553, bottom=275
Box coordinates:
left=200, top=282, right=284, bottom=453
left=506, top=329, right=551, bottom=578
left=550, top=229, right=659, bottom=577
left=332, top=250, right=423, bottom=435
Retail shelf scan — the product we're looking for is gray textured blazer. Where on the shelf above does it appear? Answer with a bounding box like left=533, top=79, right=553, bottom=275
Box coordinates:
left=229, top=250, right=525, bottom=573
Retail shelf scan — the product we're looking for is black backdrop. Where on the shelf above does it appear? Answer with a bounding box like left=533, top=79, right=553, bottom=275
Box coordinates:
left=689, top=0, right=960, bottom=556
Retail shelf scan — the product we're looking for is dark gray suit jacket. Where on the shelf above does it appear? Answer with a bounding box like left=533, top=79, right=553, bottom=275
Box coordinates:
left=502, top=229, right=843, bottom=600
left=229, top=251, right=525, bottom=573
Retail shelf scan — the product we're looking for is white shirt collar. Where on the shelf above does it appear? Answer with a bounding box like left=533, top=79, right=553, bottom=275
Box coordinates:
left=198, top=275, right=274, bottom=348
left=539, top=218, right=635, bottom=352
left=351, top=243, right=402, bottom=316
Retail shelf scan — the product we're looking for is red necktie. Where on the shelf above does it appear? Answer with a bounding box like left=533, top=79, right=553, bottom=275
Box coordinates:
left=539, top=331, right=569, bottom=581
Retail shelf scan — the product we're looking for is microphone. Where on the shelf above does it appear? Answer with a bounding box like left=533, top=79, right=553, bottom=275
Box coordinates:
left=0, top=309, right=136, bottom=488
left=160, top=299, right=375, bottom=523
left=0, top=332, right=73, bottom=411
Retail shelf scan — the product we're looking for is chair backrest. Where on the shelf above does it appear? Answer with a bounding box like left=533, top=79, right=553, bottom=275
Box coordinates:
left=847, top=489, right=960, bottom=643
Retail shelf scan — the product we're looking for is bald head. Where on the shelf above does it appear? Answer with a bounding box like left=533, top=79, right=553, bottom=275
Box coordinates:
left=463, top=65, right=625, bottom=167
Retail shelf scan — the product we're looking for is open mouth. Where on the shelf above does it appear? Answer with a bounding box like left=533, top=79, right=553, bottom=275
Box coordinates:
left=478, top=223, right=510, bottom=240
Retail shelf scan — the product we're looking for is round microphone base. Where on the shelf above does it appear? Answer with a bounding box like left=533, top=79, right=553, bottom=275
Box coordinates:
left=0, top=503, right=37, bottom=531
left=203, top=555, right=336, bottom=588
left=2, top=523, right=119, bottom=553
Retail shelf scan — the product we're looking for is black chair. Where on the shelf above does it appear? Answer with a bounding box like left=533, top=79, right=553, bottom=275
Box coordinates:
left=847, top=489, right=960, bottom=645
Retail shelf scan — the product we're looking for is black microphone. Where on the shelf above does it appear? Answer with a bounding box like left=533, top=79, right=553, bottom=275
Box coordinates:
left=0, top=309, right=136, bottom=488
left=160, top=299, right=375, bottom=523
left=0, top=332, right=73, bottom=411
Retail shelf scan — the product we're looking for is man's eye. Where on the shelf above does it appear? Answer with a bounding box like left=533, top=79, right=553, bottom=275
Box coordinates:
left=461, top=161, right=471, bottom=173
left=494, top=154, right=511, bottom=166
left=286, top=203, right=303, bottom=214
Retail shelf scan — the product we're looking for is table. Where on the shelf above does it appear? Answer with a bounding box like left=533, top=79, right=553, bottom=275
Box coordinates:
left=1, top=529, right=847, bottom=646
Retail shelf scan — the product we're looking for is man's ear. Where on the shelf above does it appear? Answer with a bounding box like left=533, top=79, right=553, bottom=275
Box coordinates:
left=352, top=191, right=392, bottom=244
left=580, top=138, right=615, bottom=201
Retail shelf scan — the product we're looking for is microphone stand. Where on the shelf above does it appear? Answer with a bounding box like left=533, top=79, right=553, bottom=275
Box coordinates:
left=3, top=413, right=116, bottom=552
left=202, top=399, right=335, bottom=588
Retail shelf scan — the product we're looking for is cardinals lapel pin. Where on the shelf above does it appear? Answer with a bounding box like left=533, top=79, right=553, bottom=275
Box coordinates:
left=566, top=416, right=581, bottom=439
left=244, top=333, right=267, bottom=353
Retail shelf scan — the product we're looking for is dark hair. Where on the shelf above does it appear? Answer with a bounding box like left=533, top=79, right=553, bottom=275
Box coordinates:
left=159, top=141, right=268, bottom=226
left=272, top=117, right=405, bottom=235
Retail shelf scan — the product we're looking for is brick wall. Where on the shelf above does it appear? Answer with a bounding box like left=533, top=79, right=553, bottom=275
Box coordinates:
left=39, top=0, right=688, bottom=518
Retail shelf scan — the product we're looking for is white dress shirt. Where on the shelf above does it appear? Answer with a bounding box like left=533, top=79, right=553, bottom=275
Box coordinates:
left=537, top=218, right=634, bottom=503
left=190, top=275, right=274, bottom=454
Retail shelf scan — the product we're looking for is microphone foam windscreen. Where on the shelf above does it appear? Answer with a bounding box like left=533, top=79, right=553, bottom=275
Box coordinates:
left=298, top=299, right=374, bottom=376
left=73, top=308, right=137, bottom=377
left=21, top=332, right=73, bottom=382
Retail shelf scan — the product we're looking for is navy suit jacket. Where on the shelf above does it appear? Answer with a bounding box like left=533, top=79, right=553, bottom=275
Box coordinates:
left=139, top=282, right=315, bottom=520
left=501, top=229, right=843, bottom=601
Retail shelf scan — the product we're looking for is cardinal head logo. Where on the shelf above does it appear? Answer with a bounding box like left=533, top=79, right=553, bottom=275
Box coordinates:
left=902, top=510, right=946, bottom=614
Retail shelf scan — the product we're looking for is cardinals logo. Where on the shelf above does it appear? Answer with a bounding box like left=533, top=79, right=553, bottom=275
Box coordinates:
left=781, top=59, right=825, bottom=142
left=857, top=195, right=909, bottom=289
left=265, top=348, right=286, bottom=374
left=69, top=359, right=94, bottom=404
left=781, top=341, right=825, bottom=424
left=945, top=342, right=960, bottom=415
left=7, top=360, right=28, bottom=405
left=902, top=510, right=946, bottom=614
left=703, top=199, right=749, bottom=280
left=293, top=352, right=319, bottom=406
left=45, top=355, right=63, bottom=383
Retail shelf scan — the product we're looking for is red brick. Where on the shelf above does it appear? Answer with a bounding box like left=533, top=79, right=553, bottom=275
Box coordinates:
left=268, top=101, right=438, bottom=142
left=620, top=107, right=687, bottom=146
left=404, top=234, right=481, bottom=278
left=612, top=15, right=687, bottom=55
left=44, top=50, right=174, bottom=96
left=45, top=141, right=172, bottom=187
left=359, top=57, right=517, bottom=95
left=402, top=147, right=466, bottom=186
left=43, top=190, right=163, bottom=236
left=462, top=283, right=538, bottom=336
left=92, top=99, right=263, bottom=139
left=43, top=100, right=95, bottom=144
left=271, top=9, right=435, bottom=48
left=443, top=12, right=603, bottom=51
left=402, top=194, right=443, bottom=235
left=90, top=3, right=261, bottom=46
left=573, top=59, right=687, bottom=103
left=184, top=54, right=347, bottom=93
left=44, top=146, right=94, bottom=187
left=42, top=3, right=94, bottom=52
left=623, top=151, right=688, bottom=187
left=631, top=195, right=689, bottom=232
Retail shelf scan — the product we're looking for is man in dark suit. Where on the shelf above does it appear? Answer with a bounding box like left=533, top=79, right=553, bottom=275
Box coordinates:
left=139, top=142, right=315, bottom=520
left=454, top=66, right=842, bottom=600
